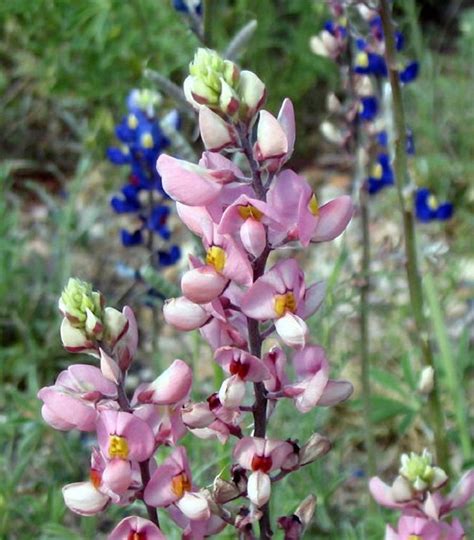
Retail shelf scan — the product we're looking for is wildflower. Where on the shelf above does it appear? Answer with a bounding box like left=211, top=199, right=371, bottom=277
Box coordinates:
left=367, top=154, right=394, bottom=194
left=414, top=188, right=453, bottom=222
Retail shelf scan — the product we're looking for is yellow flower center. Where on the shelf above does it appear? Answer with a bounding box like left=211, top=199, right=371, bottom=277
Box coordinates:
left=108, top=435, right=129, bottom=459
left=308, top=193, right=319, bottom=216
left=408, top=536, right=421, bottom=540
left=274, top=291, right=297, bottom=317
left=171, top=472, right=192, bottom=498
left=127, top=114, right=139, bottom=129
left=356, top=51, right=369, bottom=68
left=427, top=194, right=438, bottom=210
left=141, top=133, right=154, bottom=149
left=238, top=204, right=264, bottom=221
left=372, top=163, right=383, bottom=179
left=206, top=246, right=226, bottom=272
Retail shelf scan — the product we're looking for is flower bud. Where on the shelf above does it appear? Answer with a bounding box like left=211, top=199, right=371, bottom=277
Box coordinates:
left=238, top=70, right=266, bottom=120
left=294, top=494, right=317, bottom=528
left=418, top=366, right=434, bottom=395
left=103, top=307, right=128, bottom=348
left=299, top=433, right=331, bottom=466
left=212, top=477, right=241, bottom=504
left=219, top=78, right=240, bottom=116
left=182, top=402, right=215, bottom=429
left=186, top=48, right=240, bottom=108
left=399, top=449, right=448, bottom=492
left=59, top=278, right=103, bottom=328
left=199, top=106, right=236, bottom=152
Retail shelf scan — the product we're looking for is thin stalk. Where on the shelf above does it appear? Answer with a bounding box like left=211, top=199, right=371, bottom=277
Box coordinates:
left=379, top=0, right=450, bottom=474
left=346, top=31, right=377, bottom=477
left=203, top=0, right=213, bottom=47
left=424, top=271, right=472, bottom=462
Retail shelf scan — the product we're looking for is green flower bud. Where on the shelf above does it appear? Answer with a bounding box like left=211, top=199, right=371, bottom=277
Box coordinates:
left=399, top=449, right=447, bottom=491
left=59, top=278, right=103, bottom=330
left=187, top=48, right=240, bottom=108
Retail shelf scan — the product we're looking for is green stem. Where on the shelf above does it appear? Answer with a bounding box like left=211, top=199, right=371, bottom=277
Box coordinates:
left=346, top=31, right=377, bottom=477
left=203, top=0, right=213, bottom=47
left=379, top=0, right=450, bottom=474
left=424, top=271, right=472, bottom=463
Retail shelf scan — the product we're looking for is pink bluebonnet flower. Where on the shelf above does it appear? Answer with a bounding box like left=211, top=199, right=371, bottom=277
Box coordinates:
left=214, top=346, right=270, bottom=407
left=108, top=516, right=166, bottom=540
left=38, top=364, right=117, bottom=431
left=233, top=437, right=296, bottom=507
left=144, top=446, right=210, bottom=521
left=283, top=345, right=353, bottom=413
left=96, top=410, right=155, bottom=495
left=241, top=259, right=325, bottom=348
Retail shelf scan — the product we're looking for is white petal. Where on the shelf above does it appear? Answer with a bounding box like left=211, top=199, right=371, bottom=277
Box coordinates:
left=62, top=481, right=109, bottom=516
left=176, top=491, right=210, bottom=521
left=247, top=471, right=271, bottom=507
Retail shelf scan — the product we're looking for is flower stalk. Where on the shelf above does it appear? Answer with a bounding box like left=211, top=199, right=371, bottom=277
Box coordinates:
left=378, top=0, right=450, bottom=474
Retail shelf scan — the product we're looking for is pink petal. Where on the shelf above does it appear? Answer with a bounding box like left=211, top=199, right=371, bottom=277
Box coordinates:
left=369, top=477, right=403, bottom=509
left=137, top=359, right=193, bottom=405
left=181, top=266, right=228, bottom=304
left=312, top=195, right=354, bottom=242
left=38, top=388, right=97, bottom=431
left=176, top=203, right=212, bottom=237
left=198, top=152, right=243, bottom=181
left=219, top=235, right=253, bottom=287
left=233, top=437, right=266, bottom=470
left=277, top=98, right=296, bottom=160
left=444, top=469, right=474, bottom=513
left=240, top=218, right=266, bottom=258
left=102, top=458, right=132, bottom=495
left=96, top=410, right=155, bottom=462
left=163, top=297, right=210, bottom=331
left=158, top=154, right=222, bottom=206
left=302, top=281, right=326, bottom=319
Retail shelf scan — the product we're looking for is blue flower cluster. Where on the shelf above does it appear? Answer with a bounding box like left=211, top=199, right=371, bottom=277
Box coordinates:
left=354, top=16, right=419, bottom=84
left=108, top=89, right=181, bottom=266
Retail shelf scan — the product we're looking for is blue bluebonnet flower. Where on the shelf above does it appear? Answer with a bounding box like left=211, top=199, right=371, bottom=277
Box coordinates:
left=354, top=40, right=387, bottom=77
left=367, top=154, right=394, bottom=194
left=359, top=96, right=378, bottom=122
left=400, top=61, right=419, bottom=84
left=173, top=0, right=202, bottom=16
left=108, top=89, right=181, bottom=267
left=414, top=188, right=453, bottom=222
left=376, top=130, right=388, bottom=147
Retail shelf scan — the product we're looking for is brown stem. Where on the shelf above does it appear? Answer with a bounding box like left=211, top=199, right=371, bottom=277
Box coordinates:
left=238, top=120, right=272, bottom=537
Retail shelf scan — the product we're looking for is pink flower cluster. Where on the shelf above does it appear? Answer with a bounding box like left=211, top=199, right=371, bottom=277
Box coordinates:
left=39, top=284, right=220, bottom=538
left=38, top=48, right=354, bottom=538
left=370, top=452, right=474, bottom=540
